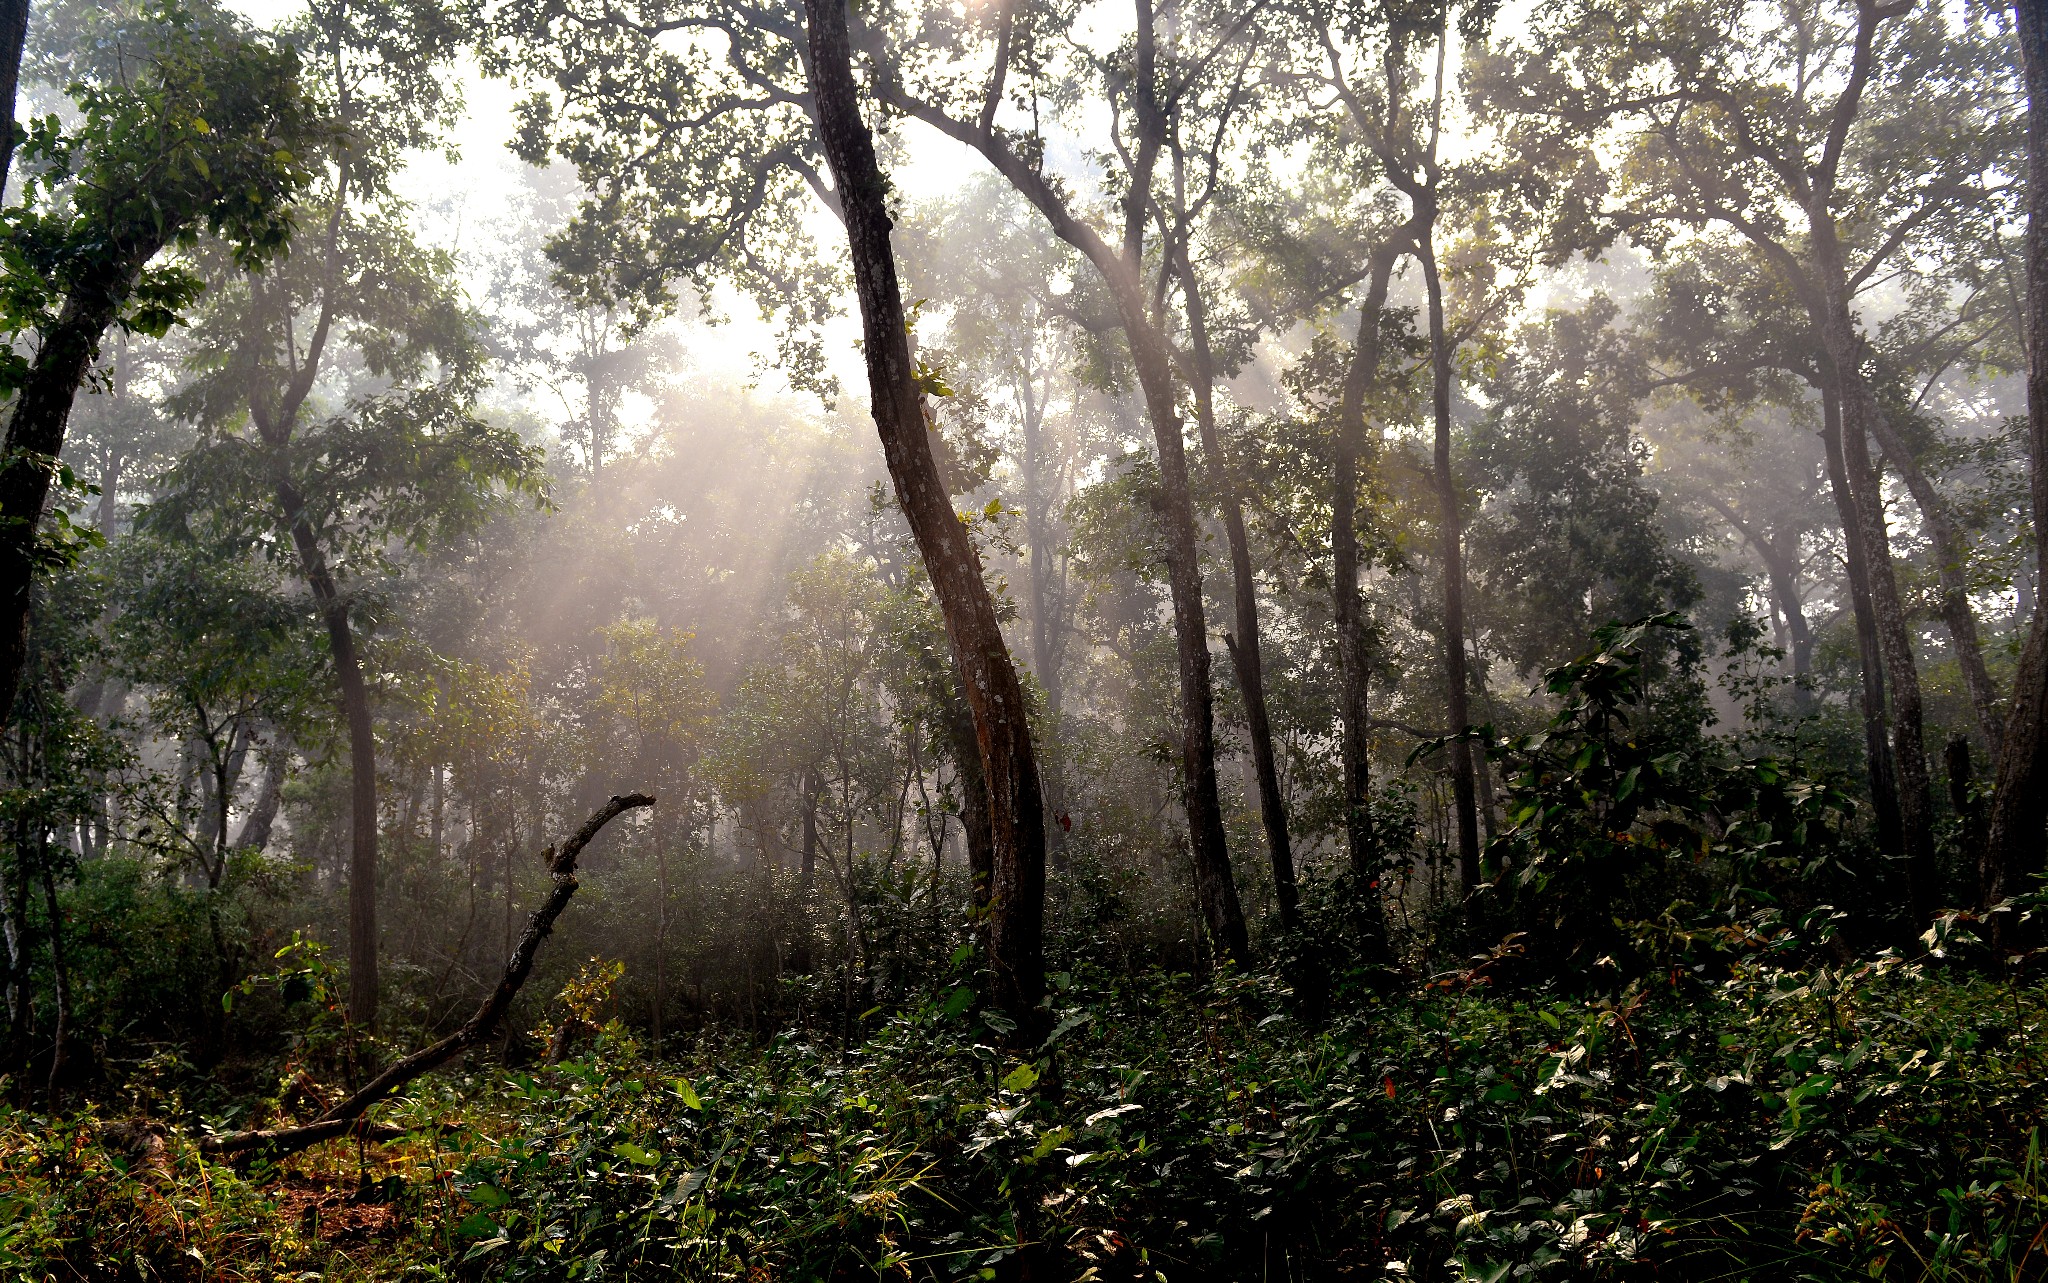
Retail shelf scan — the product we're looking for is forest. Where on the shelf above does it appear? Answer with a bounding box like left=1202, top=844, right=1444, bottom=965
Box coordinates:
left=0, top=0, right=2045, bottom=1276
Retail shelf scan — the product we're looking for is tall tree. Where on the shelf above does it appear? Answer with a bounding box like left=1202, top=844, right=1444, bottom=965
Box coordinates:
left=1485, top=0, right=2023, bottom=919
left=150, top=0, right=538, bottom=1027
left=1982, top=0, right=2048, bottom=919
left=873, top=0, right=1253, bottom=958
left=801, top=0, right=1050, bottom=1029
left=0, top=0, right=28, bottom=192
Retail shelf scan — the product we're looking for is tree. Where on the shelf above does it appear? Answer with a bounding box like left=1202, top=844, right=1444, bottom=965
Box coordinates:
left=141, top=0, right=548, bottom=1027
left=1484, top=0, right=2024, bottom=920
left=801, top=0, right=1051, bottom=1026
left=1982, top=0, right=2048, bottom=921
left=0, top=6, right=319, bottom=741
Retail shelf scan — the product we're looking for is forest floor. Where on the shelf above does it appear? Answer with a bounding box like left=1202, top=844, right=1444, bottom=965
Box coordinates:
left=3, top=950, right=2045, bottom=1281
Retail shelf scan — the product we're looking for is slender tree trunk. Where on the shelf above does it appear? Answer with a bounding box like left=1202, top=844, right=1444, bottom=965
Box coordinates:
left=652, top=814, right=667, bottom=1044
left=1174, top=236, right=1296, bottom=931
left=880, top=38, right=1247, bottom=965
left=1828, top=340, right=1939, bottom=922
left=1017, top=366, right=1069, bottom=862
left=800, top=768, right=820, bottom=887
left=804, top=0, right=1050, bottom=1025
left=1983, top=0, right=2048, bottom=916
left=0, top=837, right=28, bottom=1074
left=279, top=488, right=380, bottom=1026
left=1418, top=224, right=1480, bottom=889
left=1819, top=385, right=1905, bottom=850
left=1334, top=243, right=1401, bottom=954
left=430, top=761, right=444, bottom=860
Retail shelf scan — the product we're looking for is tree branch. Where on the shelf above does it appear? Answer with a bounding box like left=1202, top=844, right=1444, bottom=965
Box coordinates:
left=200, top=793, right=656, bottom=1158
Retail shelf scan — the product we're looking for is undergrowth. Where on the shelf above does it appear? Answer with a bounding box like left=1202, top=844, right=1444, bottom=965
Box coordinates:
left=3, top=937, right=2044, bottom=1281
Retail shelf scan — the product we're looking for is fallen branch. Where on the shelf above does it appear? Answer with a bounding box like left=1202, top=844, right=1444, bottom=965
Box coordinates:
left=202, top=793, right=655, bottom=1158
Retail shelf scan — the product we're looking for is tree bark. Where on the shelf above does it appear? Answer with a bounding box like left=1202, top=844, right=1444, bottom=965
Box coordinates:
left=1862, top=406, right=2004, bottom=755
left=0, top=0, right=29, bottom=194
left=878, top=46, right=1248, bottom=967
left=803, top=0, right=1050, bottom=1030
left=0, top=832, right=27, bottom=1074
left=276, top=480, right=381, bottom=1026
left=1982, top=0, right=2048, bottom=917
left=800, top=767, right=820, bottom=887
left=1334, top=242, right=1401, bottom=953
left=942, top=692, right=995, bottom=914
left=234, top=737, right=287, bottom=852
left=203, top=794, right=653, bottom=1157
left=1819, top=385, right=1905, bottom=851
left=0, top=242, right=159, bottom=731
left=1827, top=340, right=1939, bottom=923
left=1418, top=222, right=1481, bottom=889
left=1173, top=227, right=1296, bottom=931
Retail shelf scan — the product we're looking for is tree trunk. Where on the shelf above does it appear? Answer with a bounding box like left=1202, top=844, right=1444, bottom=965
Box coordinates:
left=800, top=768, right=820, bottom=887
left=1863, top=406, right=2004, bottom=754
left=1017, top=363, right=1069, bottom=861
left=1828, top=343, right=1939, bottom=922
left=942, top=692, right=995, bottom=914
left=279, top=484, right=380, bottom=1026
left=803, top=0, right=1050, bottom=1029
left=1333, top=243, right=1401, bottom=956
left=1174, top=236, right=1296, bottom=931
left=652, top=811, right=667, bottom=1044
left=0, top=0, right=30, bottom=193
left=1982, top=0, right=2048, bottom=918
left=1418, top=224, right=1481, bottom=889
left=880, top=49, right=1248, bottom=966
left=1819, top=385, right=1905, bottom=851
left=0, top=835, right=28, bottom=1074
left=0, top=243, right=159, bottom=730
left=234, top=737, right=287, bottom=852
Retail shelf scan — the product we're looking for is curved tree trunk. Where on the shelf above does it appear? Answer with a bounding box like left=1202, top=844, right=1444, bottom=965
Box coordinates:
left=234, top=736, right=288, bottom=852
left=0, top=243, right=159, bottom=731
left=879, top=64, right=1248, bottom=967
left=803, top=0, right=1049, bottom=1031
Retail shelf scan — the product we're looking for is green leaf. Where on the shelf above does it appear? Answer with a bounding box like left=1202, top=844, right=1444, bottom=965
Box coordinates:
left=1002, top=1063, right=1040, bottom=1092
left=673, top=1077, right=702, bottom=1110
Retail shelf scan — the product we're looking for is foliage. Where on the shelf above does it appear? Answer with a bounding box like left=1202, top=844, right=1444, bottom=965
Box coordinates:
left=5, top=944, right=2043, bottom=1281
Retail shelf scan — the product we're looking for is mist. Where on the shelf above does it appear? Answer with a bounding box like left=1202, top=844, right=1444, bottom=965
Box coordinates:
left=1, top=0, right=2043, bottom=1276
